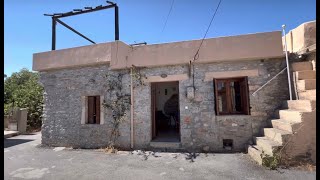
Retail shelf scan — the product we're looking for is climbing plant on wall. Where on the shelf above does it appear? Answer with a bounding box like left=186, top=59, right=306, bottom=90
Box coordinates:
left=103, top=66, right=146, bottom=152
left=131, top=65, right=146, bottom=88
left=103, top=72, right=130, bottom=150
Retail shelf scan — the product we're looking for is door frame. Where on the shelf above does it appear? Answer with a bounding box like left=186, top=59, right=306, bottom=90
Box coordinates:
left=151, top=83, right=157, bottom=139
left=150, top=81, right=180, bottom=141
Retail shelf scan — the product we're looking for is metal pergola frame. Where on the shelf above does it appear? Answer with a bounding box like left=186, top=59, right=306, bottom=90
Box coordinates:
left=44, top=1, right=119, bottom=50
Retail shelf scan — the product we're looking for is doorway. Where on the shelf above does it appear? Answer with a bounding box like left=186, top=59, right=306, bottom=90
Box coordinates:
left=151, top=81, right=180, bottom=142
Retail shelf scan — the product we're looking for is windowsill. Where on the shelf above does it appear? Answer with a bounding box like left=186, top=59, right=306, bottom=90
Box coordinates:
left=80, top=123, right=103, bottom=125
left=217, top=114, right=250, bottom=116
left=216, top=114, right=251, bottom=118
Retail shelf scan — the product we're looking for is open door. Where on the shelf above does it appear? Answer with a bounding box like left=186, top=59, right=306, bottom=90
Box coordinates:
left=151, top=81, right=180, bottom=142
left=151, top=83, right=157, bottom=139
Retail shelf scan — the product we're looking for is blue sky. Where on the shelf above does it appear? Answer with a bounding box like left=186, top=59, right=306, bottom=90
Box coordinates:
left=4, top=0, right=316, bottom=76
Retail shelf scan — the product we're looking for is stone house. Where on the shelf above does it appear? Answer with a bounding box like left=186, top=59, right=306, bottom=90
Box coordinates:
left=33, top=21, right=316, bottom=163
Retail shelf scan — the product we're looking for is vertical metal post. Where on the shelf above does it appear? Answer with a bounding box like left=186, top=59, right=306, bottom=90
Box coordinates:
left=282, top=25, right=292, bottom=100
left=130, top=67, right=134, bottom=148
left=52, top=17, right=56, bottom=50
left=115, top=5, right=119, bottom=41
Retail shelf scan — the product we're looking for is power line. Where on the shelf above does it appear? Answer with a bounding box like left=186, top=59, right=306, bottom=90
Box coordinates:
left=191, top=0, right=223, bottom=89
left=157, top=0, right=175, bottom=42
left=193, top=0, right=222, bottom=61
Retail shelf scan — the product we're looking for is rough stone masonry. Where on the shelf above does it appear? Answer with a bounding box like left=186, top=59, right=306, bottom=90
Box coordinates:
left=39, top=58, right=289, bottom=152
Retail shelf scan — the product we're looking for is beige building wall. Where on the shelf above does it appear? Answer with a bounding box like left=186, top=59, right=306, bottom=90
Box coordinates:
left=282, top=20, right=316, bottom=53
left=110, top=31, right=284, bottom=69
left=33, top=42, right=112, bottom=71
left=33, top=31, right=284, bottom=71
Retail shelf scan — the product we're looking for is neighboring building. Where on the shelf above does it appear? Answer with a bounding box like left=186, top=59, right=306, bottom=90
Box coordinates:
left=33, top=21, right=315, bottom=163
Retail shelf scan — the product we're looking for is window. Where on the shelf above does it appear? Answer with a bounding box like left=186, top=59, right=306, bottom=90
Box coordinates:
left=81, top=95, right=104, bottom=125
left=223, top=139, right=233, bottom=150
left=214, top=77, right=250, bottom=115
left=87, top=96, right=100, bottom=124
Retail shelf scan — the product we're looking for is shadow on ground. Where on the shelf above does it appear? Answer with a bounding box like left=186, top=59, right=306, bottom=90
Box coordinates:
left=4, top=139, right=34, bottom=148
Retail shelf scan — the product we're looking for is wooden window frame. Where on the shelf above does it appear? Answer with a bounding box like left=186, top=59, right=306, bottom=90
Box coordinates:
left=81, top=95, right=104, bottom=125
left=87, top=96, right=100, bottom=124
left=214, top=77, right=250, bottom=116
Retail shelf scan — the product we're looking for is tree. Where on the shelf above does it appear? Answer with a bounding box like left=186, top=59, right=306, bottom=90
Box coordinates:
left=4, top=68, right=43, bottom=130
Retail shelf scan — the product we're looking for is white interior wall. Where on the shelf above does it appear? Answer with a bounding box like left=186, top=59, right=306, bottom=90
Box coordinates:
left=155, top=82, right=178, bottom=113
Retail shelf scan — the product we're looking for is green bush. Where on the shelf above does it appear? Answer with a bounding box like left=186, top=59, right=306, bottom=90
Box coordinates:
left=4, top=68, right=43, bottom=130
left=261, top=151, right=281, bottom=170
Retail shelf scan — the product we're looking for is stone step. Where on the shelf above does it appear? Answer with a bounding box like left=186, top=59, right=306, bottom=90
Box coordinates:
left=255, top=137, right=282, bottom=155
left=291, top=62, right=313, bottom=71
left=263, top=128, right=292, bottom=144
left=298, top=90, right=316, bottom=100
left=248, top=145, right=263, bottom=165
left=4, top=131, right=19, bottom=138
left=295, top=70, right=316, bottom=80
left=312, top=60, right=316, bottom=70
left=149, top=141, right=181, bottom=149
left=278, top=109, right=308, bottom=122
left=297, top=79, right=316, bottom=91
left=283, top=100, right=316, bottom=111
left=271, top=119, right=301, bottom=133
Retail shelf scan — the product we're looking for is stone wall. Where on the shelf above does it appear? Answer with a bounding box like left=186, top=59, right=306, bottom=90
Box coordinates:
left=134, top=58, right=289, bottom=152
left=40, top=58, right=289, bottom=152
left=306, top=51, right=316, bottom=70
left=40, top=65, right=131, bottom=149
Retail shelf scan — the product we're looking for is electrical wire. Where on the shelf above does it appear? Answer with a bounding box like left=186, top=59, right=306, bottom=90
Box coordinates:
left=191, top=0, right=223, bottom=88
left=156, top=0, right=175, bottom=43
left=193, top=0, right=222, bottom=61
left=161, top=0, right=175, bottom=34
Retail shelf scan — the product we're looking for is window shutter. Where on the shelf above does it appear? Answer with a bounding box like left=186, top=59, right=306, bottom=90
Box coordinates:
left=95, top=96, right=100, bottom=124
left=240, top=77, right=250, bottom=115
left=226, top=80, right=232, bottom=114
left=214, top=79, right=220, bottom=115
left=88, top=96, right=95, bottom=124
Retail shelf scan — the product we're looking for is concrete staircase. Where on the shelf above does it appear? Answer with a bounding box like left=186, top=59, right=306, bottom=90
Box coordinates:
left=248, top=61, right=316, bottom=165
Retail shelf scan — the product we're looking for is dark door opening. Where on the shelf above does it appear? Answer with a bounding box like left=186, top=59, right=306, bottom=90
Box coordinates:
left=151, top=81, right=180, bottom=142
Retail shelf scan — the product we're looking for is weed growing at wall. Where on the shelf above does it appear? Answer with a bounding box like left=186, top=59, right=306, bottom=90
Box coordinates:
left=260, top=151, right=281, bottom=170
left=260, top=123, right=315, bottom=170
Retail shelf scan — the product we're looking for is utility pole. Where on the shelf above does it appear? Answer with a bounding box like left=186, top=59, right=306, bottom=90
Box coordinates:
left=115, top=5, right=119, bottom=41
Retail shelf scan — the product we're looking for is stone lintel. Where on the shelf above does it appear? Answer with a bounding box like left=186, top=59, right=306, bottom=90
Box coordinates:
left=204, top=69, right=259, bottom=81
left=144, top=74, right=189, bottom=83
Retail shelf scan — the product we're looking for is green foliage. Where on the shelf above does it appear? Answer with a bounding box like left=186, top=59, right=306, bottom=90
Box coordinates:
left=260, top=150, right=281, bottom=170
left=4, top=68, right=44, bottom=130
left=103, top=72, right=131, bottom=147
left=102, top=66, right=145, bottom=149
left=131, top=65, right=146, bottom=87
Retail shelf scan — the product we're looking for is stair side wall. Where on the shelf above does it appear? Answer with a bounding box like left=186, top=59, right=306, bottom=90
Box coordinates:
left=281, top=111, right=316, bottom=163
